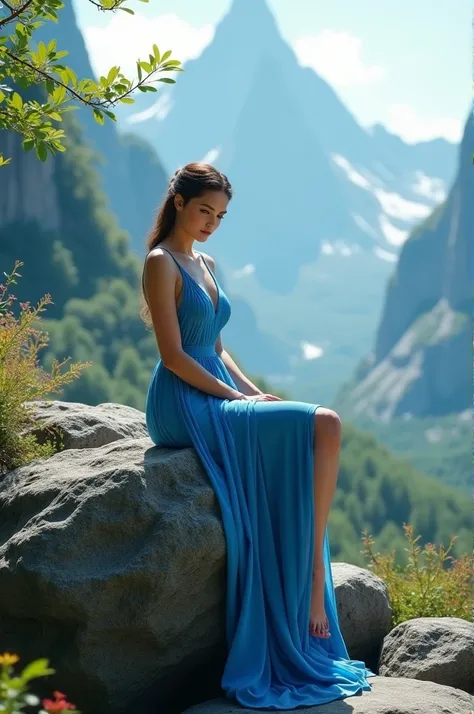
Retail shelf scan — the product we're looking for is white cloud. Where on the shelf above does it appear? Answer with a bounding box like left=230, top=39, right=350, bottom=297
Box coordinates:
left=233, top=264, right=255, bottom=278
left=384, top=104, right=462, bottom=143
left=321, top=241, right=335, bottom=255
left=128, top=90, right=173, bottom=124
left=201, top=147, right=221, bottom=165
left=82, top=12, right=214, bottom=81
left=294, top=30, right=385, bottom=87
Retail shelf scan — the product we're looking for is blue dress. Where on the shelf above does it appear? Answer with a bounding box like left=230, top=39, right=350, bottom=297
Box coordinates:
left=144, top=247, right=375, bottom=709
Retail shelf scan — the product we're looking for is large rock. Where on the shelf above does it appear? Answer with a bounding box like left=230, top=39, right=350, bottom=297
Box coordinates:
left=24, top=399, right=148, bottom=449
left=0, top=436, right=228, bottom=714
left=0, top=403, right=390, bottom=714
left=1, top=401, right=471, bottom=714
left=379, top=617, right=474, bottom=693
left=331, top=562, right=391, bottom=670
left=180, top=676, right=472, bottom=713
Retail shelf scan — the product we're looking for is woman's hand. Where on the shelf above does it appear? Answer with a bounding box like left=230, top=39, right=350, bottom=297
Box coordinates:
left=241, top=393, right=283, bottom=402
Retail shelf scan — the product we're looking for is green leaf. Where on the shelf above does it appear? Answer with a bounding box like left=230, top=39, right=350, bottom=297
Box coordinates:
left=37, top=41, right=47, bottom=62
left=152, top=44, right=160, bottom=63
left=120, top=6, right=134, bottom=13
left=11, top=92, right=23, bottom=109
left=119, top=97, right=135, bottom=104
left=103, top=110, right=117, bottom=121
left=67, top=67, right=77, bottom=86
left=161, top=49, right=172, bottom=62
left=136, top=61, right=143, bottom=82
left=52, top=85, right=67, bottom=104
left=0, top=154, right=12, bottom=166
left=22, top=139, right=35, bottom=152
left=35, top=142, right=48, bottom=162
left=93, top=108, right=105, bottom=125
left=138, top=61, right=152, bottom=73
left=49, top=112, right=62, bottom=121
left=158, top=78, right=176, bottom=84
left=0, top=90, right=4, bottom=103
left=107, top=66, right=120, bottom=84
left=20, top=658, right=55, bottom=683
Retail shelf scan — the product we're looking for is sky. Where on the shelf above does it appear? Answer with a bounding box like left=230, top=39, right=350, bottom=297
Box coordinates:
left=73, top=0, right=472, bottom=144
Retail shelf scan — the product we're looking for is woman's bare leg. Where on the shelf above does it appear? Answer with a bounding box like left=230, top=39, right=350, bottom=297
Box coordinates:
left=309, top=408, right=342, bottom=637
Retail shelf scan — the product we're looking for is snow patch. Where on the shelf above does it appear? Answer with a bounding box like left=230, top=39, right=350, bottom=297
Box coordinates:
left=301, top=342, right=324, bottom=360
left=412, top=171, right=447, bottom=202
left=373, top=246, right=398, bottom=263
left=378, top=215, right=409, bottom=246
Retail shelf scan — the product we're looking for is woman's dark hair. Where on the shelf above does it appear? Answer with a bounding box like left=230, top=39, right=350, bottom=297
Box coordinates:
left=140, top=162, right=232, bottom=328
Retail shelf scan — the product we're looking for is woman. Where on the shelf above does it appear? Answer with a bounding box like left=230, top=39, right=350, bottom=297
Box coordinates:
left=141, top=163, right=375, bottom=709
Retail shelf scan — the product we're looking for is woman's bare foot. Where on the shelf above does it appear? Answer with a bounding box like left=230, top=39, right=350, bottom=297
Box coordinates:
left=309, top=565, right=331, bottom=638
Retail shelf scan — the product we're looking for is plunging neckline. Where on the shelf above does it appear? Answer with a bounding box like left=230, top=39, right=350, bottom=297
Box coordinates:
left=160, top=247, right=220, bottom=316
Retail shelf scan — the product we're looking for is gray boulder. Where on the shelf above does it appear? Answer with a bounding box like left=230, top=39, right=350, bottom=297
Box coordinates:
left=0, top=436, right=227, bottom=714
left=379, top=617, right=474, bottom=693
left=23, top=399, right=148, bottom=449
left=331, top=562, right=392, bottom=670
left=180, top=675, right=472, bottom=713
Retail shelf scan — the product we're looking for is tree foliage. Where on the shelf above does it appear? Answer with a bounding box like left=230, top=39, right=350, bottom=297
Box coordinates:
left=0, top=0, right=182, bottom=165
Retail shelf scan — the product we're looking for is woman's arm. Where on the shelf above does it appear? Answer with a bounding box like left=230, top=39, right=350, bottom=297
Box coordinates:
left=144, top=249, right=244, bottom=401
left=215, top=335, right=263, bottom=396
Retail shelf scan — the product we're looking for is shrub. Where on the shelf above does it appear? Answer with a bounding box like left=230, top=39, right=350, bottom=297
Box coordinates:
left=0, top=261, right=91, bottom=475
left=361, top=522, right=473, bottom=627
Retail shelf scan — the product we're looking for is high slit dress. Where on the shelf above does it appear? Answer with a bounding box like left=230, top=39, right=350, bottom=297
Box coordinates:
left=143, top=247, right=375, bottom=709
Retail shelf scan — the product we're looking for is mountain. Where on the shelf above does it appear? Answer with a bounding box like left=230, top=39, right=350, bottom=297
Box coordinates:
left=336, top=115, right=472, bottom=421
left=32, top=0, right=168, bottom=249
left=333, top=117, right=471, bottom=491
left=120, top=0, right=457, bottom=280
left=112, top=0, right=459, bottom=401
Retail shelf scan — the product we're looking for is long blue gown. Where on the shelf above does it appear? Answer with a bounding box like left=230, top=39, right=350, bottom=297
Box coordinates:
left=144, top=247, right=375, bottom=709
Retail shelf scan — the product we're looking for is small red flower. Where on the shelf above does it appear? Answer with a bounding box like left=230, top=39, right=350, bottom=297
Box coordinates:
left=42, top=689, right=77, bottom=712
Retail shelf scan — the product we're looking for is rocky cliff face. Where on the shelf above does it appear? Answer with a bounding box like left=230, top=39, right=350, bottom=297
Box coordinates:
left=0, top=128, right=62, bottom=232
left=337, top=116, right=472, bottom=420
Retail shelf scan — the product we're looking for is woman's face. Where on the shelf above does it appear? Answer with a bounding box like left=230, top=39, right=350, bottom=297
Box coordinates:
left=174, top=190, right=229, bottom=242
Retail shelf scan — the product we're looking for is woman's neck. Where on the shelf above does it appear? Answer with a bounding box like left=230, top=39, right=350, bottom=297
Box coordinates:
left=162, top=230, right=196, bottom=258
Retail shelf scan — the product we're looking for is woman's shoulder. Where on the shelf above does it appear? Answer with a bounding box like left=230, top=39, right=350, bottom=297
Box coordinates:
left=145, top=246, right=181, bottom=279
left=199, top=251, right=216, bottom=269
